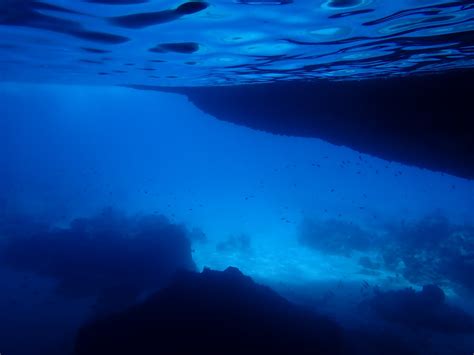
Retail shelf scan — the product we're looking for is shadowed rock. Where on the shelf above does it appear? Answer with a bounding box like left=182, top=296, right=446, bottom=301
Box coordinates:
left=75, top=267, right=344, bottom=355
left=0, top=208, right=195, bottom=313
left=369, top=285, right=474, bottom=333
left=126, top=70, right=474, bottom=180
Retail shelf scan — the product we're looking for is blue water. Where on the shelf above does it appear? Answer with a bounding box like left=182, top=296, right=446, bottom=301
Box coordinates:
left=1, top=1, right=474, bottom=355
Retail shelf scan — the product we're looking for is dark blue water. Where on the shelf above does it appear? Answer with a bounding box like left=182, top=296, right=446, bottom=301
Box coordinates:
left=1, top=1, right=474, bottom=355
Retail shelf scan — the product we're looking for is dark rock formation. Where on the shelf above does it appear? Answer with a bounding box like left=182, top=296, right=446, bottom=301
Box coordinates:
left=127, top=70, right=474, bottom=179
left=0, top=208, right=195, bottom=313
left=369, top=285, right=474, bottom=333
left=75, top=267, right=344, bottom=355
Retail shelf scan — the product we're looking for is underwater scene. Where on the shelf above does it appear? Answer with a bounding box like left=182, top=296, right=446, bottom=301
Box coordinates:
left=1, top=1, right=474, bottom=355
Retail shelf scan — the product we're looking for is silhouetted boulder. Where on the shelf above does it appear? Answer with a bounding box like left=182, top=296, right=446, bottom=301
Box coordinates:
left=381, top=214, right=474, bottom=293
left=369, top=285, right=474, bottom=333
left=75, top=267, right=344, bottom=355
left=0, top=208, right=195, bottom=313
left=345, top=328, right=422, bottom=355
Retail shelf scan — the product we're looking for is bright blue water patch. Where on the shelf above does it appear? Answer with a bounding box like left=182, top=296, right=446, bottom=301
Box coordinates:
left=1, top=83, right=473, bottom=290
left=0, top=0, right=473, bottom=85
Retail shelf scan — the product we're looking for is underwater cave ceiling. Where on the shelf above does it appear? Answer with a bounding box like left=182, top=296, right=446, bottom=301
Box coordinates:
left=129, top=71, right=474, bottom=180
left=1, top=0, right=474, bottom=178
